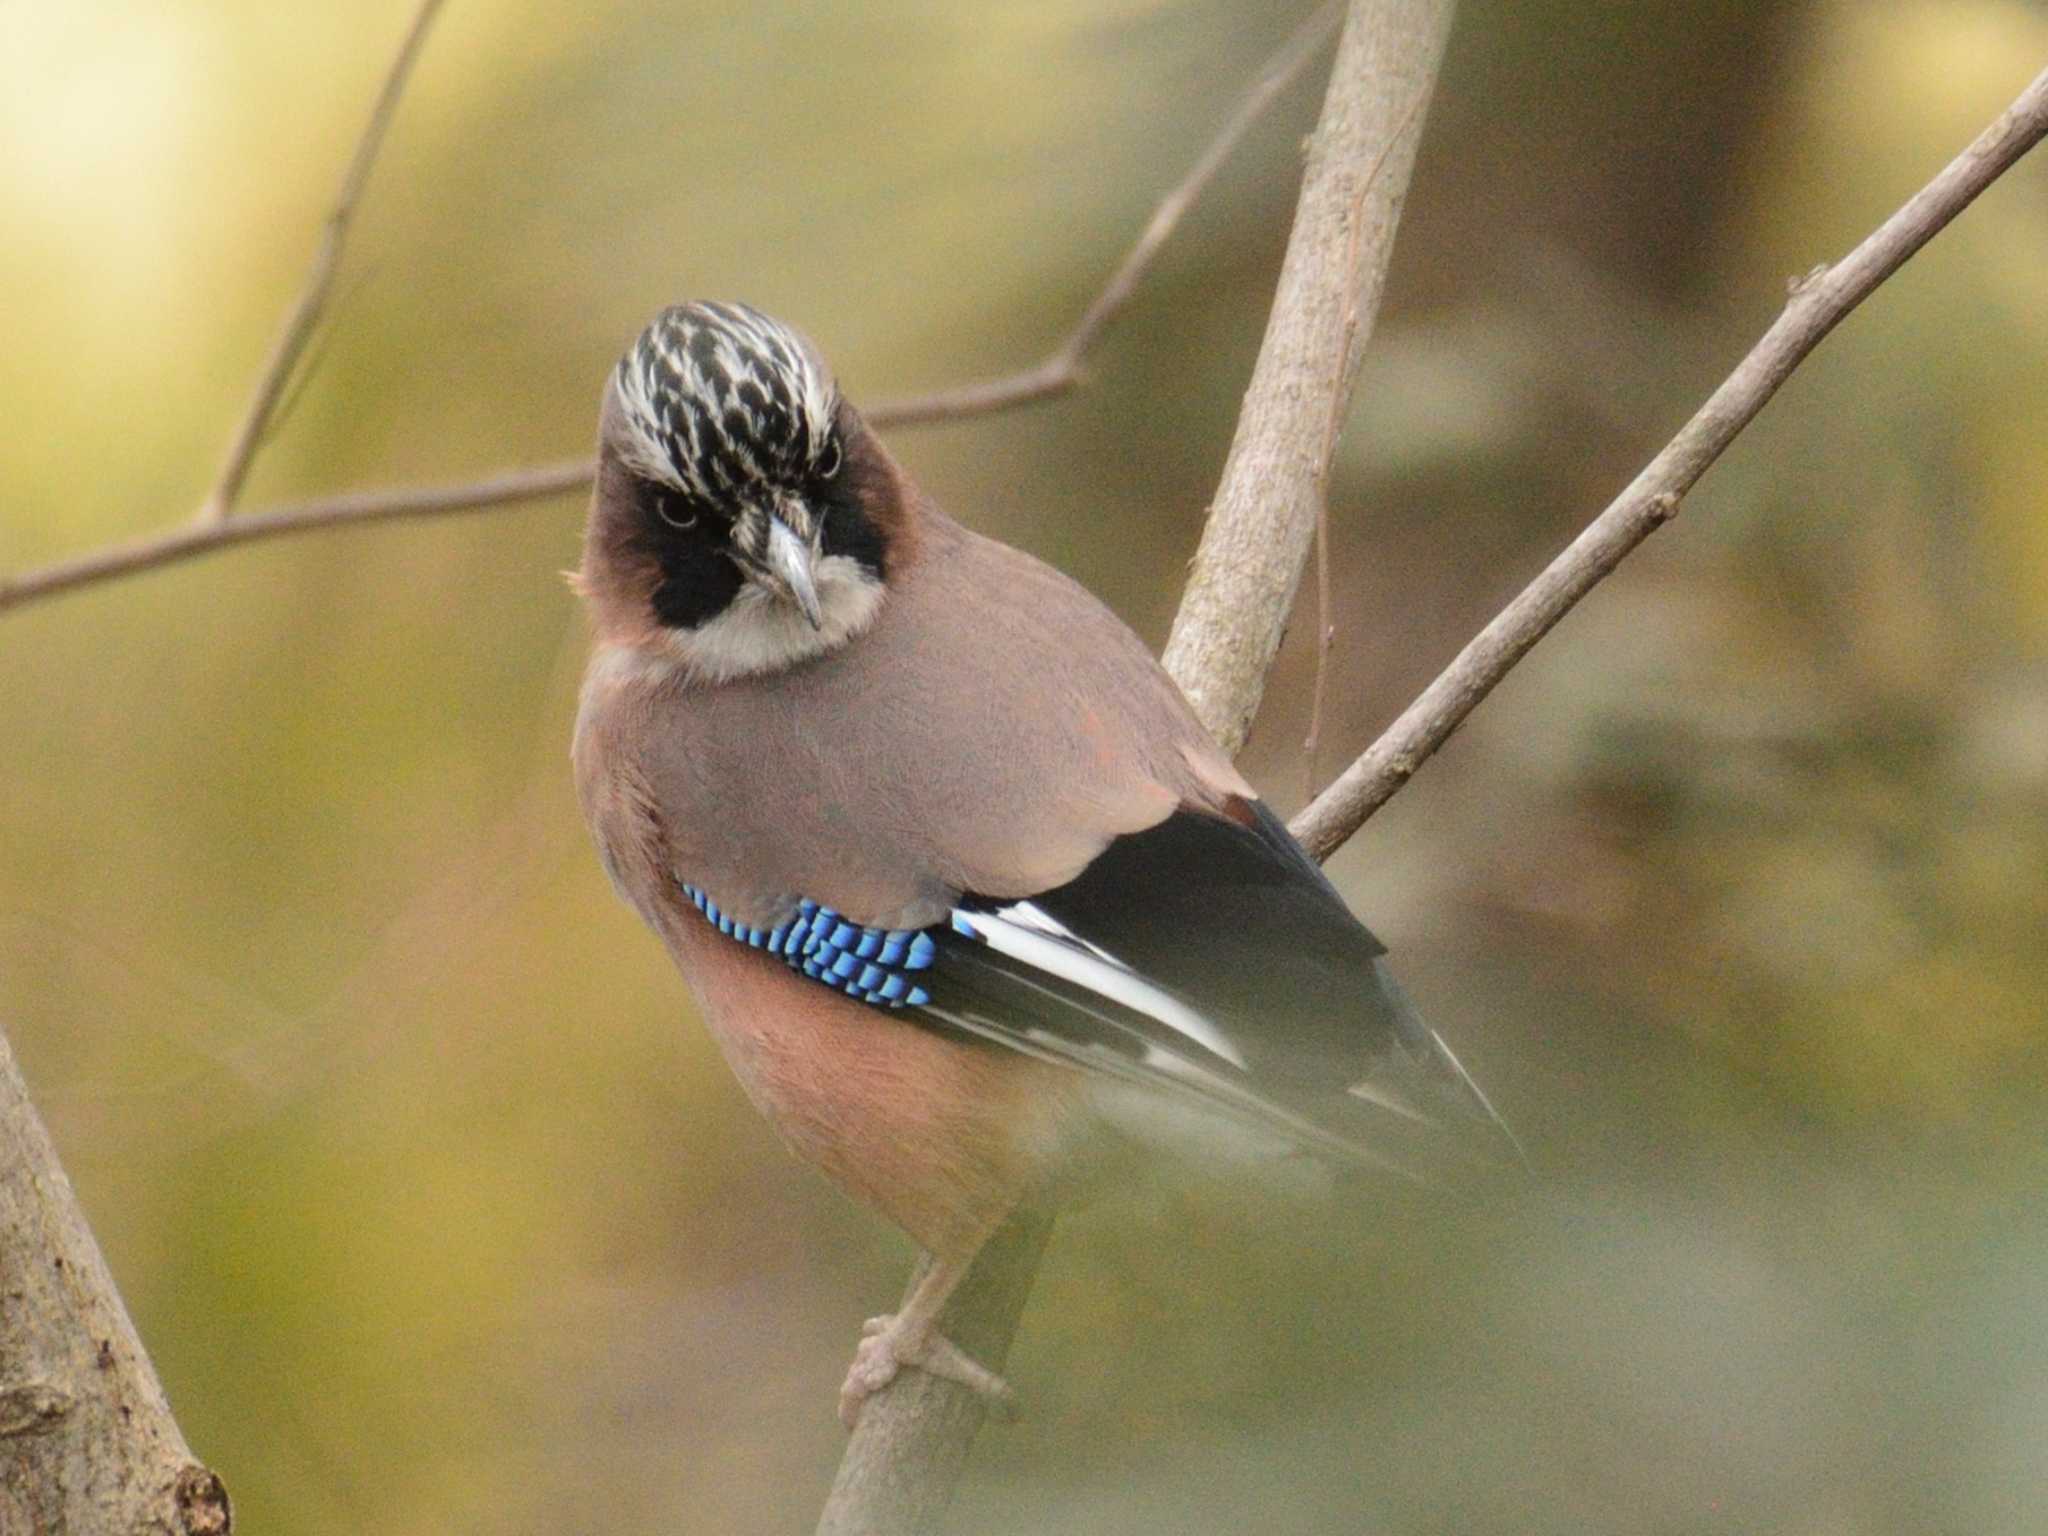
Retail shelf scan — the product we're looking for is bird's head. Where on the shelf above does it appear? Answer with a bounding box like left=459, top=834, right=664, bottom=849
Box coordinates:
left=582, top=301, right=897, bottom=678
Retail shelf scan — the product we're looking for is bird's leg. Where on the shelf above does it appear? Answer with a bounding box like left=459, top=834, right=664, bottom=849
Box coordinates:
left=839, top=1251, right=1018, bottom=1429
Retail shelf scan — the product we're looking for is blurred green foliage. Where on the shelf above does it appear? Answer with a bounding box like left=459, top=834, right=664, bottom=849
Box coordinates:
left=3, top=1, right=2046, bottom=1531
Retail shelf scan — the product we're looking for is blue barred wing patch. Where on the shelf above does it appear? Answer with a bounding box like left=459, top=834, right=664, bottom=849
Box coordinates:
left=680, top=883, right=935, bottom=1006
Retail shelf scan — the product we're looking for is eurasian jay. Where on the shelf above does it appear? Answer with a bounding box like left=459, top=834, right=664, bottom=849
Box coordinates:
left=573, top=301, right=1510, bottom=1428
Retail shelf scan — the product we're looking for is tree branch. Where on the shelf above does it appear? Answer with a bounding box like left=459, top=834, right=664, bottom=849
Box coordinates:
left=1161, top=0, right=1454, bottom=754
left=200, top=0, right=447, bottom=523
left=818, top=4, right=1455, bottom=1531
left=866, top=2, right=1343, bottom=425
left=0, top=1031, right=231, bottom=1534
left=0, top=2, right=1336, bottom=622
left=1289, top=60, right=2048, bottom=863
left=815, top=1213, right=1053, bottom=1536
left=0, top=461, right=594, bottom=614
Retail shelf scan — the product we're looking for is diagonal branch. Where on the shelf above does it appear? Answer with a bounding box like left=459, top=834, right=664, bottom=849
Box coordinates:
left=199, top=0, right=448, bottom=523
left=0, top=1, right=1335, bottom=622
left=866, top=1, right=1343, bottom=425
left=1289, top=60, right=2048, bottom=862
left=0, top=1031, right=230, bottom=1534
left=0, top=461, right=592, bottom=614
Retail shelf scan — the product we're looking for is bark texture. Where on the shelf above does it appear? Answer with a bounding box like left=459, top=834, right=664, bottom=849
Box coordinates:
left=1161, top=0, right=1456, bottom=754
left=0, top=1034, right=227, bottom=1535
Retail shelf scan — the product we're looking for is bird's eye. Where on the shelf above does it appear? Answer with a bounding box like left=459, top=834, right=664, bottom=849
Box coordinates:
left=815, top=437, right=843, bottom=480
left=652, top=490, right=698, bottom=531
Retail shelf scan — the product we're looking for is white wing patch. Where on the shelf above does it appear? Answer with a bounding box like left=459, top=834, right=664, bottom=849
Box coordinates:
left=950, top=902, right=1250, bottom=1070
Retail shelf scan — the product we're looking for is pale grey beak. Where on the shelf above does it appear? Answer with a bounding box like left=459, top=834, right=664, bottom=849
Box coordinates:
left=763, top=515, right=824, bottom=630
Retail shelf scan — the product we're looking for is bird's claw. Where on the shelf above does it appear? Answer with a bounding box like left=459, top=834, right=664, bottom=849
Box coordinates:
left=838, top=1313, right=1018, bottom=1430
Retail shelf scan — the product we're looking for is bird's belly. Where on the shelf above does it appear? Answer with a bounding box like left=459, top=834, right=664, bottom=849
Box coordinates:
left=669, top=915, right=1091, bottom=1260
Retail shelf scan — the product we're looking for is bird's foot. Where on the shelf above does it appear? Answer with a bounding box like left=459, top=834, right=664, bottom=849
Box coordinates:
left=838, top=1312, right=1018, bottom=1429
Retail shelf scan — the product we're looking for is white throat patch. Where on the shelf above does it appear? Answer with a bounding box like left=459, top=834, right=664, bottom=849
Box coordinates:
left=666, top=555, right=885, bottom=683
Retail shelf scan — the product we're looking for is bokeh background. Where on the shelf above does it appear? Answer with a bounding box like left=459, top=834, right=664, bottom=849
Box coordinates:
left=5, top=1, right=2048, bottom=1531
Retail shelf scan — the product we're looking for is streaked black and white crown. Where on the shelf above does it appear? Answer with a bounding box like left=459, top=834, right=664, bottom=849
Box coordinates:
left=614, top=300, right=840, bottom=506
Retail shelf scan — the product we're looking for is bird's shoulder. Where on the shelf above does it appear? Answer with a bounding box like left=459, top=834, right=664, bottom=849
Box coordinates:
left=875, top=510, right=1248, bottom=803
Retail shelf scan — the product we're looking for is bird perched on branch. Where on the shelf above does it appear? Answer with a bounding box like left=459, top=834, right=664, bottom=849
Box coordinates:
left=573, top=301, right=1511, bottom=1428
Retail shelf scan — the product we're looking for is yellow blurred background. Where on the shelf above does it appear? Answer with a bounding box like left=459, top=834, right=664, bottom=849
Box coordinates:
left=4, top=2, right=2047, bottom=1531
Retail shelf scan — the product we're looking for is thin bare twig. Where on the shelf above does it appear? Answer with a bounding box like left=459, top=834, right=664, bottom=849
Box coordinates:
left=1302, top=497, right=1335, bottom=796
left=200, top=0, right=448, bottom=523
left=0, top=2, right=1335, bottom=621
left=0, top=462, right=593, bottom=614
left=1302, top=115, right=1407, bottom=795
left=868, top=1, right=1343, bottom=425
left=1289, top=62, right=2048, bottom=862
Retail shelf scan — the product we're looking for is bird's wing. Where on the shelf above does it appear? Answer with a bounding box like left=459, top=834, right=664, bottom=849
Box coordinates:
left=637, top=515, right=1512, bottom=1167
left=673, top=792, right=1512, bottom=1173
left=925, top=796, right=1515, bottom=1169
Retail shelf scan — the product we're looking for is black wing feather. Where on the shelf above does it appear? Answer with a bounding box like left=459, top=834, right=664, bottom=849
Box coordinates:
left=919, top=929, right=1442, bottom=1177
left=934, top=801, right=1516, bottom=1163
left=976, top=803, right=1401, bottom=1083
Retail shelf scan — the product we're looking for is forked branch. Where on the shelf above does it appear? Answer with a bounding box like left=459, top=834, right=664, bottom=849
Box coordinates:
left=1161, top=0, right=1453, bottom=754
left=200, top=0, right=449, bottom=523
left=0, top=4, right=1339, bottom=620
